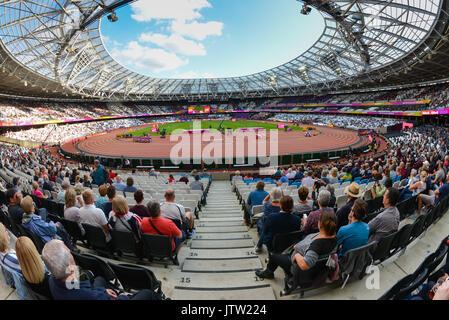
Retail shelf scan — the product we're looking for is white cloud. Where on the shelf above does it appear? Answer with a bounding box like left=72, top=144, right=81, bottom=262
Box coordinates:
left=111, top=41, right=188, bottom=73
left=171, top=20, right=223, bottom=41
left=172, top=71, right=216, bottom=79
left=139, top=33, right=206, bottom=56
left=130, top=0, right=212, bottom=22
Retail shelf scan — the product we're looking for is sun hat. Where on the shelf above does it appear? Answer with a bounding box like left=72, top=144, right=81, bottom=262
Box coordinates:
left=345, top=182, right=363, bottom=198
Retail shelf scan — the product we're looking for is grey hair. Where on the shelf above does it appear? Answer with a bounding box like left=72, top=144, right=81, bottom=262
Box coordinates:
left=318, top=190, right=331, bottom=207
left=326, top=184, right=335, bottom=196
left=270, top=187, right=283, bottom=202
left=42, top=240, right=73, bottom=280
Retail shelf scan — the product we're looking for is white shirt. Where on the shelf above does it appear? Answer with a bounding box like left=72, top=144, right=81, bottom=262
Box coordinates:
left=301, top=176, right=316, bottom=189
left=79, top=204, right=110, bottom=241
left=160, top=202, right=186, bottom=221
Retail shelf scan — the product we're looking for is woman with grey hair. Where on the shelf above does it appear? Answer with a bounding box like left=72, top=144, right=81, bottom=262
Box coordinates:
left=255, top=188, right=283, bottom=236
left=302, top=189, right=335, bottom=234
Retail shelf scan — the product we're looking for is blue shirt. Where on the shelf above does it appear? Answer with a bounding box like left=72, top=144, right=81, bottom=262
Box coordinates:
left=112, top=182, right=126, bottom=192
left=48, top=276, right=129, bottom=300
left=123, top=186, right=137, bottom=194
left=22, top=214, right=57, bottom=243
left=436, top=183, right=449, bottom=204
left=257, top=202, right=281, bottom=232
left=337, top=221, right=370, bottom=259
left=279, top=176, right=289, bottom=183
left=257, top=211, right=302, bottom=250
left=247, top=190, right=269, bottom=208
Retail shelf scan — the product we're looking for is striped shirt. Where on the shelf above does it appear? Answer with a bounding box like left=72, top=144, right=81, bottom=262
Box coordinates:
left=0, top=250, right=22, bottom=274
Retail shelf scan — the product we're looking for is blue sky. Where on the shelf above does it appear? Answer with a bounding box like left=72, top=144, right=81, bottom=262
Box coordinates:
left=101, top=0, right=324, bottom=79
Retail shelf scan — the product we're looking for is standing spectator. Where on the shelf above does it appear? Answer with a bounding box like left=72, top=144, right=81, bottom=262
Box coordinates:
left=130, top=190, right=149, bottom=218
left=91, top=160, right=108, bottom=186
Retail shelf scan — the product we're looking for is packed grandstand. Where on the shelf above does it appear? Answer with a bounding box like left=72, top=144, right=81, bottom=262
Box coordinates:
left=0, top=0, right=448, bottom=307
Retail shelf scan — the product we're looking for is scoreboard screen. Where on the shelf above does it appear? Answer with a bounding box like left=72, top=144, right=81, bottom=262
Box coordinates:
left=188, top=106, right=211, bottom=114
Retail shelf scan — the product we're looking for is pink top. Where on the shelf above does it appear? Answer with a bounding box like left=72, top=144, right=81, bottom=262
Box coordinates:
left=33, top=189, right=44, bottom=198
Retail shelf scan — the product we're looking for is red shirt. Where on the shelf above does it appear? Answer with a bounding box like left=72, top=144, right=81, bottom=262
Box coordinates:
left=141, top=217, right=181, bottom=250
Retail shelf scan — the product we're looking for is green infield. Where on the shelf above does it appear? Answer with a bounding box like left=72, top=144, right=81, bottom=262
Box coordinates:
left=130, top=120, right=304, bottom=137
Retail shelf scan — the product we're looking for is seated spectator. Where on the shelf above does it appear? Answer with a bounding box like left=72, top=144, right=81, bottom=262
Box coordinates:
left=368, top=188, right=400, bottom=243
left=83, top=175, right=91, bottom=188
left=341, top=169, right=352, bottom=181
left=57, top=181, right=70, bottom=204
left=141, top=201, right=184, bottom=254
left=247, top=181, right=269, bottom=218
left=64, top=189, right=81, bottom=223
left=79, top=190, right=111, bottom=242
left=275, top=171, right=289, bottom=186
left=326, top=184, right=337, bottom=208
left=0, top=222, right=21, bottom=274
left=42, top=240, right=159, bottom=300
left=15, top=236, right=51, bottom=299
left=371, top=178, right=392, bottom=199
left=166, top=174, right=175, bottom=184
left=103, top=185, right=116, bottom=218
left=336, top=182, right=362, bottom=230
left=42, top=176, right=54, bottom=193
left=300, top=171, right=316, bottom=189
left=32, top=182, right=47, bottom=199
left=112, top=176, right=126, bottom=192
left=94, top=184, right=109, bottom=213
left=293, top=186, right=313, bottom=214
left=160, top=189, right=194, bottom=235
left=12, top=177, right=21, bottom=192
left=6, top=188, right=48, bottom=225
left=108, top=195, right=141, bottom=242
left=123, top=177, right=137, bottom=194
left=178, top=175, right=189, bottom=184
left=74, top=184, right=84, bottom=208
left=130, top=190, right=150, bottom=218
left=328, top=169, right=339, bottom=184
left=336, top=199, right=370, bottom=259
left=254, top=196, right=302, bottom=253
left=20, top=196, right=72, bottom=249
left=433, top=172, right=449, bottom=205
left=190, top=175, right=207, bottom=205
left=255, top=211, right=337, bottom=280
left=302, top=190, right=334, bottom=234
left=257, top=188, right=283, bottom=234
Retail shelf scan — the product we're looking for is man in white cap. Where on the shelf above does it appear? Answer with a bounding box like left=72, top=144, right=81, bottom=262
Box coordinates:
left=336, top=182, right=363, bottom=230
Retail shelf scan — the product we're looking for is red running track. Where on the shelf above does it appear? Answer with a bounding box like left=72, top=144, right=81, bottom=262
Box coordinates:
left=62, top=123, right=369, bottom=160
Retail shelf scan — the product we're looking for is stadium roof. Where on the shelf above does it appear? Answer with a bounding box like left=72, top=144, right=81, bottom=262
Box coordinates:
left=0, top=0, right=449, bottom=101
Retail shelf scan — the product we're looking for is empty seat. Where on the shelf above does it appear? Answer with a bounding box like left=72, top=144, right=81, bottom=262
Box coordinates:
left=81, top=223, right=113, bottom=257
left=110, top=229, right=142, bottom=258
left=141, top=233, right=178, bottom=265
left=108, top=263, right=162, bottom=293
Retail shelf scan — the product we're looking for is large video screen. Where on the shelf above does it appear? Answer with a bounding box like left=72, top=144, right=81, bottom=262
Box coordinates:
left=188, top=106, right=211, bottom=114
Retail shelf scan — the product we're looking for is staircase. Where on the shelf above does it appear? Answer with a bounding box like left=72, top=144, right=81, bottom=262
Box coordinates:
left=172, top=181, right=276, bottom=300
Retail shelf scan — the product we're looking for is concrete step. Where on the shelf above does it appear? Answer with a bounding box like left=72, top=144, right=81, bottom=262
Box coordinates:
left=200, top=217, right=242, bottom=222
left=171, top=285, right=275, bottom=300
left=190, top=239, right=254, bottom=249
left=186, top=248, right=257, bottom=259
left=182, top=256, right=262, bottom=273
left=192, top=233, right=252, bottom=240
left=196, top=222, right=245, bottom=228
left=201, top=213, right=242, bottom=217
left=195, top=226, right=248, bottom=233
left=173, top=271, right=268, bottom=289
